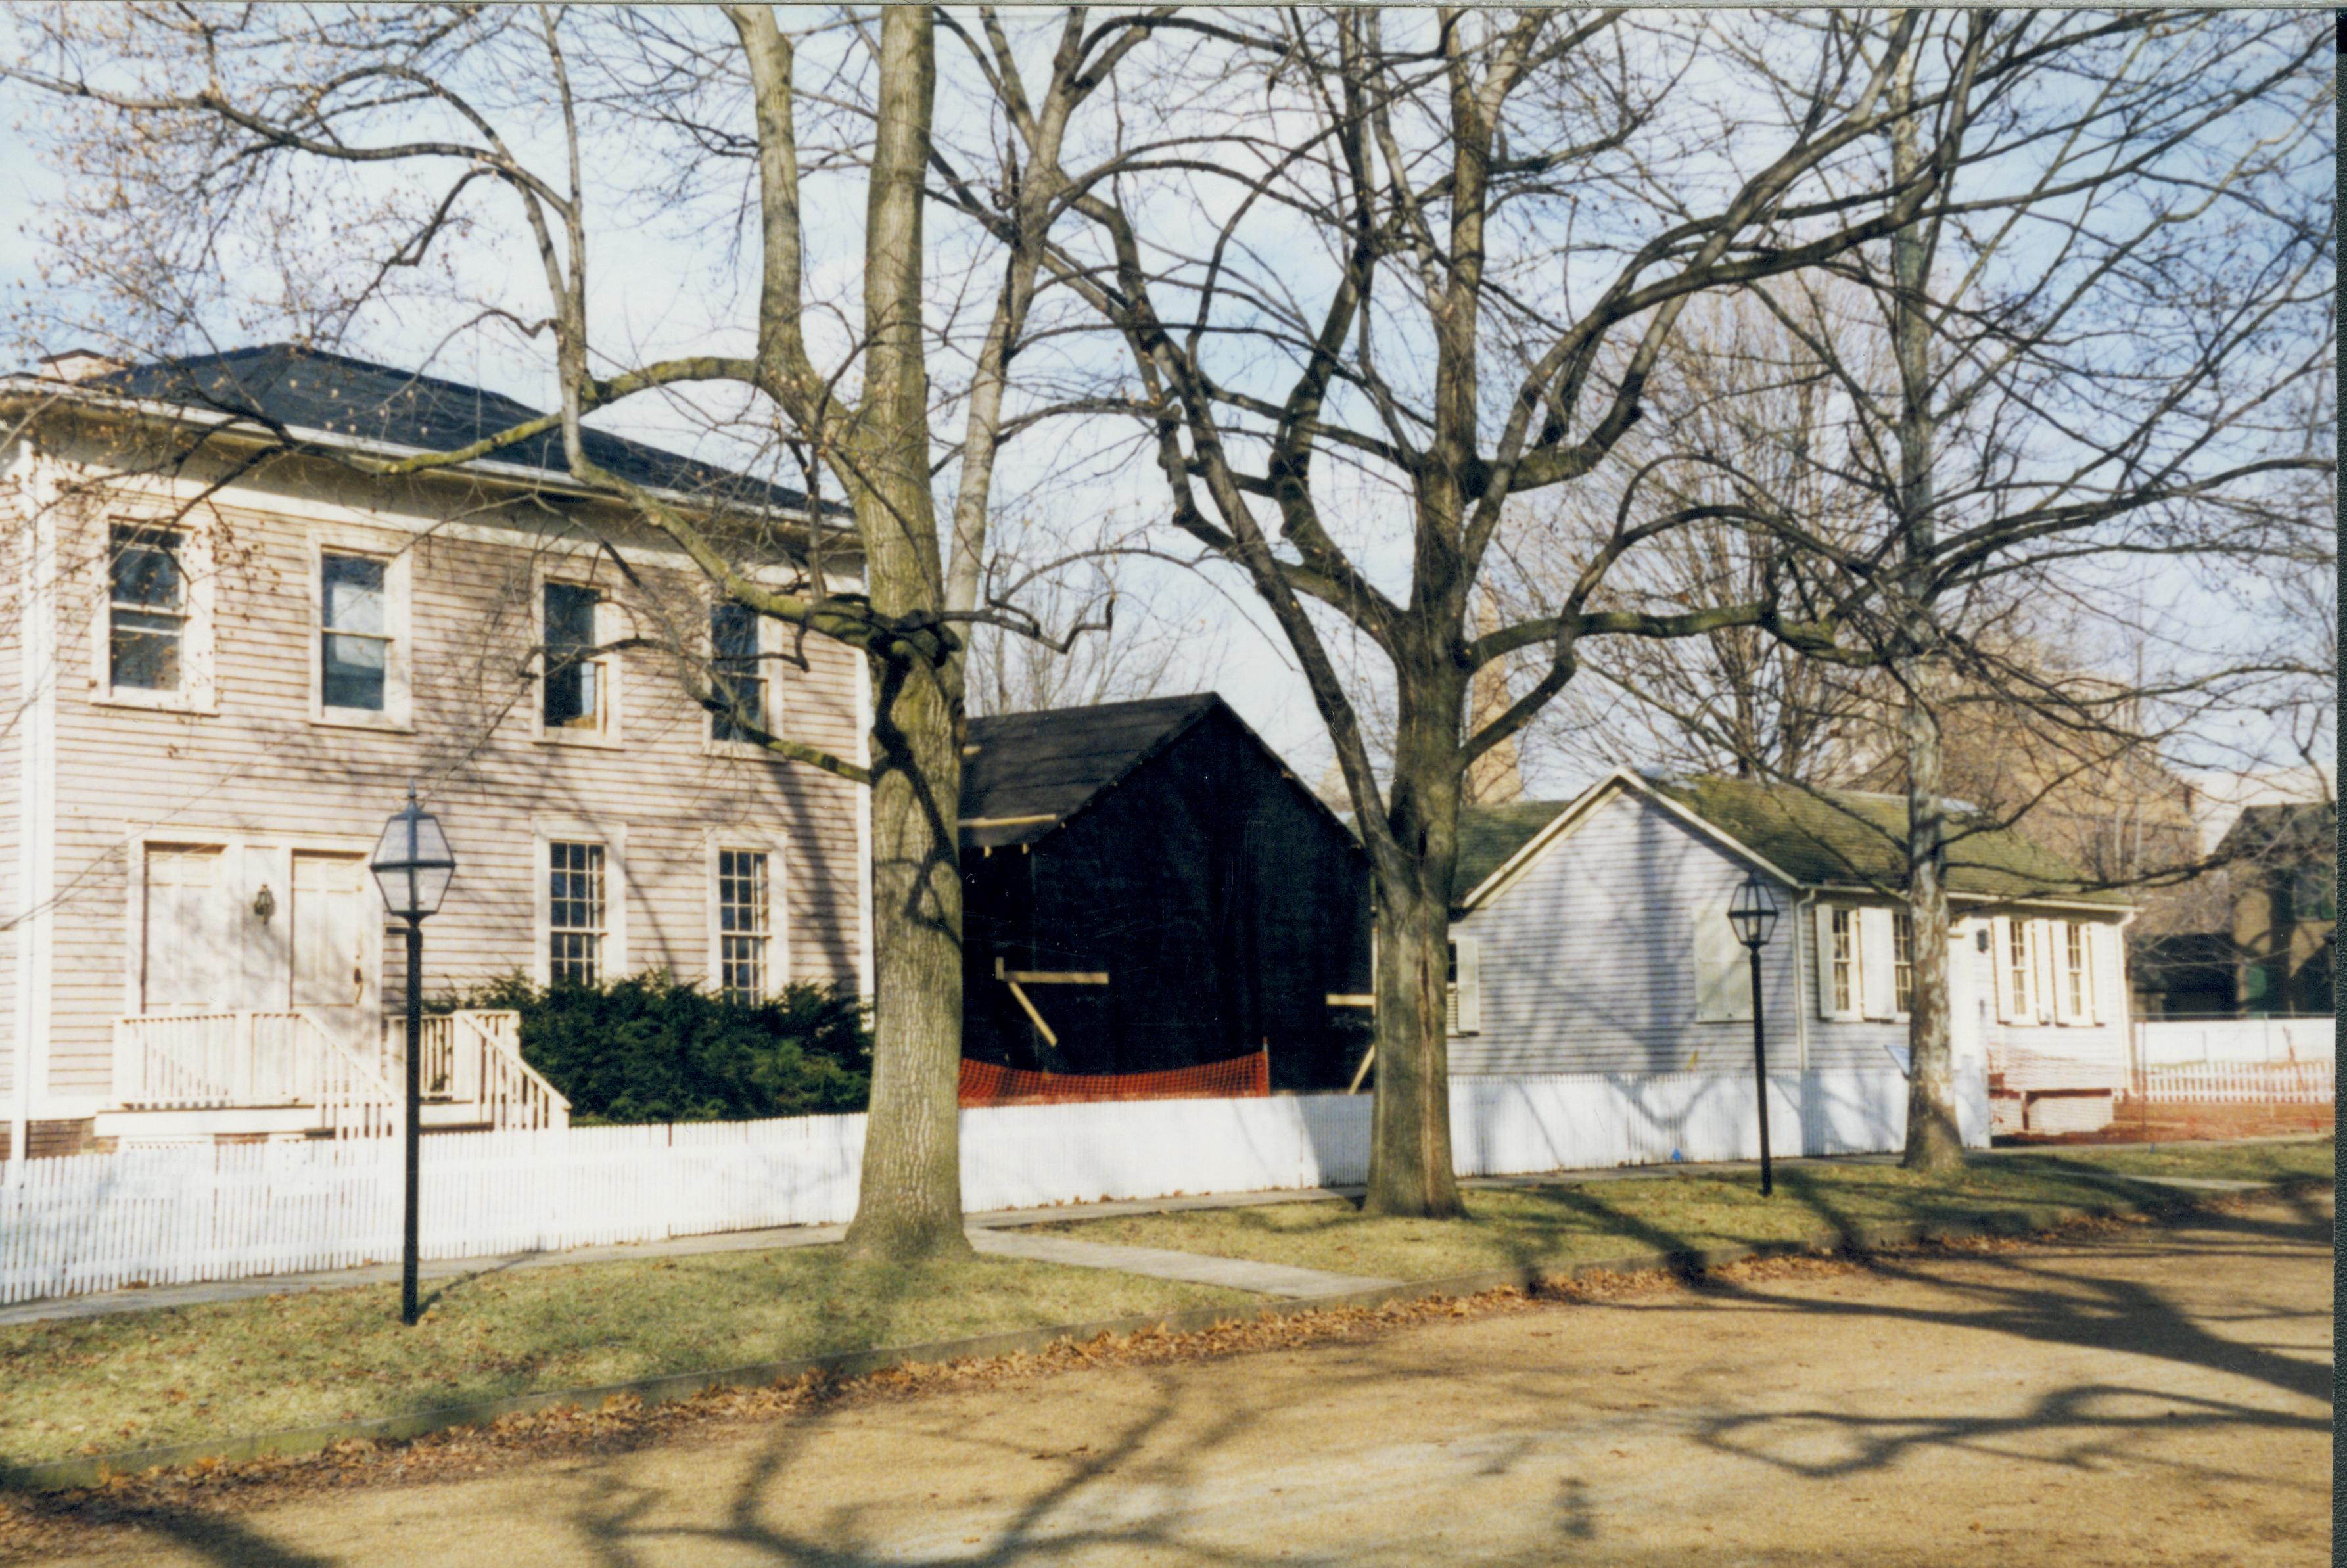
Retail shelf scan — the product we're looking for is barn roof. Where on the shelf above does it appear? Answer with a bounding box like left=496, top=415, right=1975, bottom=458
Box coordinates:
left=959, top=693, right=1345, bottom=852
left=1458, top=770, right=2128, bottom=910
left=36, top=343, right=825, bottom=517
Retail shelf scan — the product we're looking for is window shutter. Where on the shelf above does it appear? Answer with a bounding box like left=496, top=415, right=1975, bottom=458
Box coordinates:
left=2083, top=922, right=2107, bottom=1026
left=1990, top=916, right=2015, bottom=1023
left=1692, top=906, right=1752, bottom=1023
left=1452, top=936, right=1482, bottom=1035
left=1858, top=908, right=1897, bottom=1019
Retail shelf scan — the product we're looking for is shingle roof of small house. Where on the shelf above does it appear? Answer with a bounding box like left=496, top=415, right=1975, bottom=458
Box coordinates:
left=1454, top=800, right=1569, bottom=898
left=1648, top=775, right=2127, bottom=904
left=1457, top=771, right=2128, bottom=908
left=57, top=344, right=822, bottom=515
left=960, top=694, right=1224, bottom=850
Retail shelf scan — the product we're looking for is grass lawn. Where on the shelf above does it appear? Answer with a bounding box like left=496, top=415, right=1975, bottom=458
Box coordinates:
left=1040, top=1137, right=2335, bottom=1285
left=0, top=1247, right=1251, bottom=1467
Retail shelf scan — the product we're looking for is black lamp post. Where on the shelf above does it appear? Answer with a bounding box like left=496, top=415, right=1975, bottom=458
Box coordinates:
left=1727, top=872, right=1782, bottom=1197
left=369, top=783, right=456, bottom=1325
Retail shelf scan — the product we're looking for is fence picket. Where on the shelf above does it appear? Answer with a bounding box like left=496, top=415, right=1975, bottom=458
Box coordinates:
left=0, top=1066, right=1996, bottom=1306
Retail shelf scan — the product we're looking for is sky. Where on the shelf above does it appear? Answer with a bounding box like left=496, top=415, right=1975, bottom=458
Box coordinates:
left=0, top=7, right=2330, bottom=806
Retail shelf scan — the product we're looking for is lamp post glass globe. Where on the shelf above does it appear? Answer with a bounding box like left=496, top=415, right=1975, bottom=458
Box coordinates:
left=370, top=784, right=456, bottom=921
left=1728, top=872, right=1780, bottom=950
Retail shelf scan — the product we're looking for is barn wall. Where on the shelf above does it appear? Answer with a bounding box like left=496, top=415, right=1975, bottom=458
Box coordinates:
left=960, top=706, right=1369, bottom=1086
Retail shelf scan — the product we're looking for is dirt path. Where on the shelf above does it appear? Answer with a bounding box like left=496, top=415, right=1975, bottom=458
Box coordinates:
left=31, top=1192, right=2333, bottom=1567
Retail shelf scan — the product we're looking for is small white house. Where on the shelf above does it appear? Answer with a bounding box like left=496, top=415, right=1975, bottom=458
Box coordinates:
left=1445, top=770, right=2136, bottom=1143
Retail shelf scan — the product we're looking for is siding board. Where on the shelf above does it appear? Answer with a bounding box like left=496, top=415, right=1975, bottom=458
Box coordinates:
left=26, top=443, right=866, bottom=1101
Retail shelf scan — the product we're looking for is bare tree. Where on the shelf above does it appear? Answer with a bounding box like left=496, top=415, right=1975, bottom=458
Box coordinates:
left=1008, top=9, right=2332, bottom=1213
left=6, top=5, right=1172, bottom=1257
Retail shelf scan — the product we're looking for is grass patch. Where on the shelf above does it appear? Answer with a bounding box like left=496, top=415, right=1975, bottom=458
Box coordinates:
left=0, top=1247, right=1251, bottom=1467
left=1042, top=1137, right=2335, bottom=1285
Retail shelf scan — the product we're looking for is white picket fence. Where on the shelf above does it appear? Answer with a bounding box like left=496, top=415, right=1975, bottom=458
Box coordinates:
left=2139, top=1059, right=2335, bottom=1105
left=0, top=1067, right=1937, bottom=1306
left=2135, top=1016, right=2334, bottom=1068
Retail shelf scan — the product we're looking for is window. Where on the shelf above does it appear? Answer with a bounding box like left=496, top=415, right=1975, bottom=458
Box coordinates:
left=1444, top=937, right=1481, bottom=1034
left=542, top=582, right=605, bottom=731
left=109, top=525, right=187, bottom=691
left=1893, top=913, right=1915, bottom=1015
left=547, top=841, right=606, bottom=984
left=709, top=602, right=765, bottom=743
left=319, top=553, right=390, bottom=712
left=2007, top=918, right=2033, bottom=1021
left=2064, top=921, right=2090, bottom=1022
left=1830, top=907, right=1858, bottom=1015
left=716, top=849, right=772, bottom=1001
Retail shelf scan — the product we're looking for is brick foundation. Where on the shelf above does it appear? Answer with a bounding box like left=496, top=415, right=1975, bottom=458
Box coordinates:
left=2002, top=1097, right=2333, bottom=1146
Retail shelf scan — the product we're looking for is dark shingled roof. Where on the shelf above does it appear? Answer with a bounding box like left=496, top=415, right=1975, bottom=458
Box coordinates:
left=76, top=344, right=819, bottom=515
left=960, top=693, right=1223, bottom=850
left=2214, top=801, right=2336, bottom=865
left=1454, top=800, right=1571, bottom=901
left=1648, top=775, right=2129, bottom=905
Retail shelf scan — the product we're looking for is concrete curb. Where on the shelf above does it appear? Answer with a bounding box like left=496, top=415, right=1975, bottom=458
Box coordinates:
left=0, top=1180, right=2290, bottom=1494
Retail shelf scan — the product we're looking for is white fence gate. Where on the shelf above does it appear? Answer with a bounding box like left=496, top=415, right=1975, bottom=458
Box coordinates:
left=0, top=1067, right=1938, bottom=1306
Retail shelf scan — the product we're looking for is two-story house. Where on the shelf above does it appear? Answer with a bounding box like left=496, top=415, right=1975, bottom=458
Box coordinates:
left=0, top=346, right=870, bottom=1155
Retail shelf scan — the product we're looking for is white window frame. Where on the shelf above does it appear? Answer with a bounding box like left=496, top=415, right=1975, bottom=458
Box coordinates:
left=2057, top=919, right=2093, bottom=1026
left=310, top=535, right=413, bottom=730
left=707, top=834, right=788, bottom=1000
left=531, top=566, right=624, bottom=747
left=1815, top=904, right=1863, bottom=1021
left=91, top=515, right=217, bottom=714
left=1996, top=914, right=2033, bottom=1025
left=704, top=598, right=781, bottom=758
left=532, top=823, right=628, bottom=986
left=1892, top=911, right=1915, bottom=1020
left=1444, top=935, right=1481, bottom=1036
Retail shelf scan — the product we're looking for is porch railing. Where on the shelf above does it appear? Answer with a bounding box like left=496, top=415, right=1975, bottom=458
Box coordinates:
left=112, top=1011, right=400, bottom=1136
left=400, top=1010, right=570, bottom=1132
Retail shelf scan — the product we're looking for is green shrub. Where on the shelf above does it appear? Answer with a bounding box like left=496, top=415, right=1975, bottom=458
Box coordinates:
left=438, top=972, right=871, bottom=1124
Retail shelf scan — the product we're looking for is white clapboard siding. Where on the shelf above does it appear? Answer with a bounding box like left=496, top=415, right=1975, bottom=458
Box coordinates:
left=22, top=453, right=868, bottom=1102
left=0, top=1065, right=1958, bottom=1306
left=1452, top=791, right=1941, bottom=1076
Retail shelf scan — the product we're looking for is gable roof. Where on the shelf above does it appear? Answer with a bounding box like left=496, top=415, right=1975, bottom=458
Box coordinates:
left=959, top=692, right=1355, bottom=854
left=1459, top=769, right=2129, bottom=911
left=26, top=344, right=825, bottom=518
left=2213, top=800, right=2336, bottom=865
left=1454, top=801, right=1572, bottom=901
left=960, top=693, right=1220, bottom=850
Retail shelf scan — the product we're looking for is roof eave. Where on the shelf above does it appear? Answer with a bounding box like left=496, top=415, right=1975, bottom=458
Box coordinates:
left=0, top=374, right=855, bottom=549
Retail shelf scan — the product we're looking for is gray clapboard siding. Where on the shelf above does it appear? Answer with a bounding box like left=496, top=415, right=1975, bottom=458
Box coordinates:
left=0, top=509, right=17, bottom=1095
left=24, top=448, right=866, bottom=1100
left=1452, top=791, right=1813, bottom=1076
left=1451, top=789, right=2001, bottom=1078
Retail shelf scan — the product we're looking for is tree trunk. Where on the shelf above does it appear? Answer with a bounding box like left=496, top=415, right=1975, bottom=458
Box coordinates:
left=841, top=6, right=971, bottom=1259
left=1364, top=676, right=1466, bottom=1218
left=1888, top=60, right=1966, bottom=1173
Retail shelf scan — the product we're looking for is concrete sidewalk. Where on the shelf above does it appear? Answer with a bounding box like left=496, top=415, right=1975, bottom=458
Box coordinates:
left=0, top=1137, right=2306, bottom=1329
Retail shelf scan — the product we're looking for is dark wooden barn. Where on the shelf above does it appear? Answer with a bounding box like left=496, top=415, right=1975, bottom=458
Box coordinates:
left=959, top=694, right=1372, bottom=1091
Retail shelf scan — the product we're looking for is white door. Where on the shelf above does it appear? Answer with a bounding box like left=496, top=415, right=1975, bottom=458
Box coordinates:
left=143, top=846, right=230, bottom=1012
left=290, top=852, right=374, bottom=1049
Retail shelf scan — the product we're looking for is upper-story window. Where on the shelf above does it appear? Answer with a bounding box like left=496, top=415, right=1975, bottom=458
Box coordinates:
left=320, top=552, right=391, bottom=713
left=709, top=601, right=766, bottom=744
left=540, top=580, right=609, bottom=735
left=108, top=524, right=188, bottom=692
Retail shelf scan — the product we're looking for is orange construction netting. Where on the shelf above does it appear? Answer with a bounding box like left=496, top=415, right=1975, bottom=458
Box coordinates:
left=958, top=1051, right=1270, bottom=1107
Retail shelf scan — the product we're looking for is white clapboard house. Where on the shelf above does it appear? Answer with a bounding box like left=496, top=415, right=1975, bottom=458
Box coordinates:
left=0, top=346, right=870, bottom=1156
left=1446, top=771, right=2136, bottom=1141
